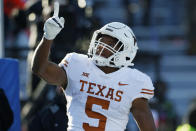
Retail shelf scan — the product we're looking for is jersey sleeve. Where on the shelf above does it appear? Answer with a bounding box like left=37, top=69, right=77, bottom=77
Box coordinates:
left=139, top=76, right=154, bottom=100
left=58, top=53, right=74, bottom=77
left=132, top=76, right=154, bottom=101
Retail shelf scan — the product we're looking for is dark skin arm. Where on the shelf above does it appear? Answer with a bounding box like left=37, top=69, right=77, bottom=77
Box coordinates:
left=131, top=98, right=156, bottom=131
left=31, top=37, right=67, bottom=87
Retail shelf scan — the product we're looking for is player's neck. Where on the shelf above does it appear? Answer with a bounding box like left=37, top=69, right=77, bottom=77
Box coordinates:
left=97, top=66, right=120, bottom=74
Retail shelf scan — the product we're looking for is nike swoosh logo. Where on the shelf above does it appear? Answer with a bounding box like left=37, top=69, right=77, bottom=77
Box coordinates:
left=118, top=82, right=128, bottom=86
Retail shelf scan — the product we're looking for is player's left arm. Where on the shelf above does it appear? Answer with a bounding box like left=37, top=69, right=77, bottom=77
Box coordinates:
left=131, top=98, right=156, bottom=131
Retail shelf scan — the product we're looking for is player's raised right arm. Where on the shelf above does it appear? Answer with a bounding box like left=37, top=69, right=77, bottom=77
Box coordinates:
left=31, top=2, right=67, bottom=87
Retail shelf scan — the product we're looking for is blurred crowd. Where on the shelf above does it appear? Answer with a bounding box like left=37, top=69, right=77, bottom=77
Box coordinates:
left=2, top=0, right=196, bottom=131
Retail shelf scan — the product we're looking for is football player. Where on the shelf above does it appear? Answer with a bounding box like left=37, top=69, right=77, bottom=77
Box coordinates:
left=31, top=2, right=156, bottom=131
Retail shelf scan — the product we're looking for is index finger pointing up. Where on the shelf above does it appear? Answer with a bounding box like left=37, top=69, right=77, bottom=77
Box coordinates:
left=53, top=2, right=59, bottom=17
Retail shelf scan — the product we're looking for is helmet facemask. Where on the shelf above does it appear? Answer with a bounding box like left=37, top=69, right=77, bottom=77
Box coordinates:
left=90, top=34, right=124, bottom=67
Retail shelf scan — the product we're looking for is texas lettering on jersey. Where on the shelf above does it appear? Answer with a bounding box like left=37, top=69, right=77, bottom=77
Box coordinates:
left=80, top=80, right=123, bottom=102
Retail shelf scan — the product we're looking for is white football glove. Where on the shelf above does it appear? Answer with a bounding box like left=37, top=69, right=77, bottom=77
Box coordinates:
left=43, top=2, right=65, bottom=40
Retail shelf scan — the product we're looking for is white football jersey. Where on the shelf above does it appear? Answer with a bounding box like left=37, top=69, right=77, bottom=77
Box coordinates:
left=59, top=53, right=154, bottom=131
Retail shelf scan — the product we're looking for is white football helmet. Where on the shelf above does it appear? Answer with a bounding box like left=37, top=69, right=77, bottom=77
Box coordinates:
left=88, top=22, right=138, bottom=68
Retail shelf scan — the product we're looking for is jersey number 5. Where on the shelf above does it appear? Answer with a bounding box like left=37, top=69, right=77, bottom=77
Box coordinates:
left=83, top=96, right=110, bottom=131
